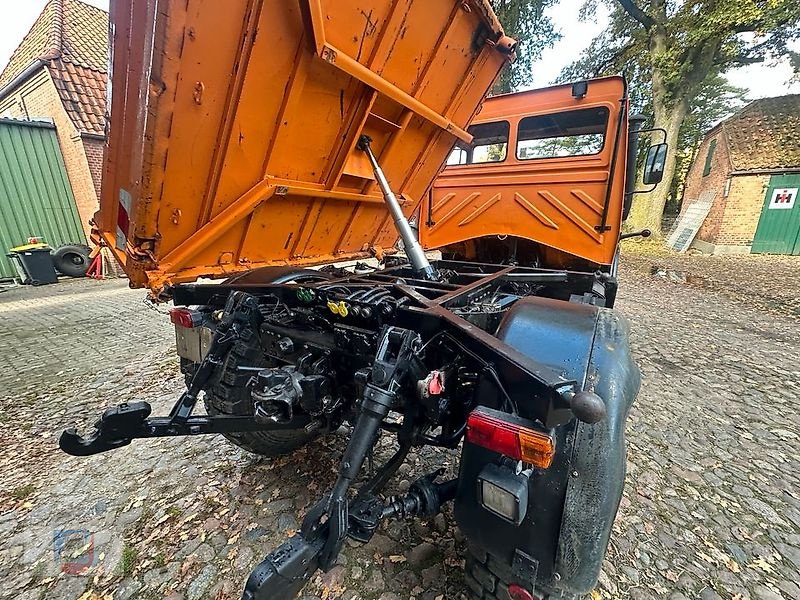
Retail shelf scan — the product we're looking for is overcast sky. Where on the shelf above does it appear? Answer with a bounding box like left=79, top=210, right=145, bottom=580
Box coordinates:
left=1, top=0, right=798, bottom=102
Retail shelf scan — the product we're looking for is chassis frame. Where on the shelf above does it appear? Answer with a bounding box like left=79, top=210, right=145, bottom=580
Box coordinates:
left=61, top=258, right=622, bottom=599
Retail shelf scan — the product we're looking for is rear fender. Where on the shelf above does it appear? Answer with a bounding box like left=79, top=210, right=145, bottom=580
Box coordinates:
left=453, top=297, right=639, bottom=593
left=554, top=307, right=639, bottom=594
left=224, top=266, right=332, bottom=285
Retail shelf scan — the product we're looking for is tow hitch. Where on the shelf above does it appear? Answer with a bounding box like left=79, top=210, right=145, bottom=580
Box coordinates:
left=59, top=291, right=317, bottom=456
left=59, top=402, right=313, bottom=456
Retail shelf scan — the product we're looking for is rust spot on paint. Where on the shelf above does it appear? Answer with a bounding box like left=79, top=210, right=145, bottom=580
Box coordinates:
left=193, top=81, right=204, bottom=105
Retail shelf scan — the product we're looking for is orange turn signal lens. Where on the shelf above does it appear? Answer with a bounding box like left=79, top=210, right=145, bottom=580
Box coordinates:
left=518, top=430, right=556, bottom=469
left=466, top=408, right=555, bottom=469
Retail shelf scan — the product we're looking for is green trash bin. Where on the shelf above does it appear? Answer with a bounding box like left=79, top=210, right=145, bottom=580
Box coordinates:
left=7, top=243, right=58, bottom=285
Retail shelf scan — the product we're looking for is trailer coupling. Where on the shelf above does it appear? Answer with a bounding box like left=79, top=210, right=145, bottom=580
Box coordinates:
left=243, top=471, right=456, bottom=600
left=59, top=401, right=315, bottom=456
left=60, top=290, right=319, bottom=456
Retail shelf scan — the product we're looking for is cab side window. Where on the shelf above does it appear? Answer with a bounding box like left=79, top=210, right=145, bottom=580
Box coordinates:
left=516, top=107, right=609, bottom=160
left=446, top=121, right=509, bottom=166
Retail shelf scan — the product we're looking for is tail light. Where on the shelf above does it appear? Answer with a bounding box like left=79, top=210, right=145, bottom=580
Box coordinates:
left=507, top=584, right=537, bottom=600
left=466, top=408, right=555, bottom=469
left=169, top=307, right=200, bottom=328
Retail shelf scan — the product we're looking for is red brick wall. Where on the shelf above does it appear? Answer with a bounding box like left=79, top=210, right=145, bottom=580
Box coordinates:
left=82, top=137, right=105, bottom=204
left=714, top=175, right=769, bottom=246
left=682, top=128, right=731, bottom=244
left=0, top=68, right=100, bottom=240
left=679, top=126, right=775, bottom=250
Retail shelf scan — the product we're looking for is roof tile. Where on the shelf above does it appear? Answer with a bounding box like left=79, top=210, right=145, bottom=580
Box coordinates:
left=0, top=1, right=59, bottom=88
left=48, top=59, right=107, bottom=135
left=722, top=95, right=800, bottom=171
left=0, top=0, right=108, bottom=136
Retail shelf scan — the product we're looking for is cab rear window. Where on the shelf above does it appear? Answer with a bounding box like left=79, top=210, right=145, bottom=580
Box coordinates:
left=447, top=121, right=509, bottom=166
left=516, top=107, right=609, bottom=160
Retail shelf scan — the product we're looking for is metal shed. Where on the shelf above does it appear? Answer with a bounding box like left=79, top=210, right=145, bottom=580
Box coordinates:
left=0, top=118, right=86, bottom=280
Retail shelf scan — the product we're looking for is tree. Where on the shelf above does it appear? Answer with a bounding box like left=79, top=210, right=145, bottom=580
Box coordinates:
left=666, top=76, right=747, bottom=215
left=563, top=0, right=800, bottom=234
left=490, top=0, right=560, bottom=94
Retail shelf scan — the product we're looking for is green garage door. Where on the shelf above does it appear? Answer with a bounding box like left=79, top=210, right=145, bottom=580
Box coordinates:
left=751, top=174, right=800, bottom=255
left=0, top=118, right=87, bottom=279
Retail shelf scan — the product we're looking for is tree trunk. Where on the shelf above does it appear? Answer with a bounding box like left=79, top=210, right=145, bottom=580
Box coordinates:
left=627, top=99, right=688, bottom=236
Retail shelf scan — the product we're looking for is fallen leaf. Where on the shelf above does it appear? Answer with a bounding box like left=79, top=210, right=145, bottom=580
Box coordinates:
left=749, top=557, right=774, bottom=573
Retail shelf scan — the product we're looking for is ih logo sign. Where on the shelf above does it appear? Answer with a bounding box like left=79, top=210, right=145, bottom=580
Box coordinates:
left=768, top=188, right=798, bottom=210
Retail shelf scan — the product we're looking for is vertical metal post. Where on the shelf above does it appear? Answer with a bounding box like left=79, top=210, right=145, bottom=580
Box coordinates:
left=358, top=135, right=440, bottom=281
left=623, top=113, right=647, bottom=222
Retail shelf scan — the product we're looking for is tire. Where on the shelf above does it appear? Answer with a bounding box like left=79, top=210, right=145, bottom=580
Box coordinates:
left=203, top=332, right=316, bottom=457
left=53, top=245, right=90, bottom=277
left=465, top=545, right=580, bottom=600
left=199, top=267, right=331, bottom=456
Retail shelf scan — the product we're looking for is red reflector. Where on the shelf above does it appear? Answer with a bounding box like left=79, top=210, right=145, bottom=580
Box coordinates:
left=466, top=411, right=522, bottom=459
left=507, top=584, right=536, bottom=600
left=169, top=308, right=196, bottom=328
left=466, top=409, right=555, bottom=469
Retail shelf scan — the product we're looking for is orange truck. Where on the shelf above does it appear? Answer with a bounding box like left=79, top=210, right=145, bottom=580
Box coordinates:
left=61, top=2, right=667, bottom=599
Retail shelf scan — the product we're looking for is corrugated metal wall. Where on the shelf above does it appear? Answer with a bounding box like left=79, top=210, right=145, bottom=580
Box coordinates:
left=751, top=174, right=800, bottom=255
left=0, top=118, right=87, bottom=280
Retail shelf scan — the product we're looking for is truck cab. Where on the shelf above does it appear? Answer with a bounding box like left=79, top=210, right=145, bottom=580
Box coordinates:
left=425, top=76, right=632, bottom=273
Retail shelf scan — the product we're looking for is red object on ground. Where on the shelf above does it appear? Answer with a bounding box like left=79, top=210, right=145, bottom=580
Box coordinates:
left=86, top=253, right=103, bottom=279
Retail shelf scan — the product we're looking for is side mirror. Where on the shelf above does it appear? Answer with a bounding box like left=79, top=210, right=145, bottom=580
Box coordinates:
left=643, top=143, right=668, bottom=185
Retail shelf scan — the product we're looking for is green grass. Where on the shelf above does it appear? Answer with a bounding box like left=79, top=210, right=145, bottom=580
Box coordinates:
left=119, top=544, right=138, bottom=577
left=10, top=483, right=35, bottom=500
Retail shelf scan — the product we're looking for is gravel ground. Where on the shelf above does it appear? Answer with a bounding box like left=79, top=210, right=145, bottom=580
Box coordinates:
left=0, top=253, right=798, bottom=600
left=622, top=251, right=800, bottom=319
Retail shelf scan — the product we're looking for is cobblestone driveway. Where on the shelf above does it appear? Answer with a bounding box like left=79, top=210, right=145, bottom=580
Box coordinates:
left=0, top=255, right=798, bottom=600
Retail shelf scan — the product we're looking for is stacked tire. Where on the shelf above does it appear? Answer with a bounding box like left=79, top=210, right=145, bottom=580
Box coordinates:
left=52, top=244, right=91, bottom=277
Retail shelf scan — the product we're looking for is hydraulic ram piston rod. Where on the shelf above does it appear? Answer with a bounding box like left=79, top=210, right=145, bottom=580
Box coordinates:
left=358, top=135, right=440, bottom=281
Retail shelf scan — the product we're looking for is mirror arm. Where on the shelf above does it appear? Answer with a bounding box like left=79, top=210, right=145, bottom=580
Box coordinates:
left=630, top=183, right=658, bottom=195
left=636, top=127, right=668, bottom=145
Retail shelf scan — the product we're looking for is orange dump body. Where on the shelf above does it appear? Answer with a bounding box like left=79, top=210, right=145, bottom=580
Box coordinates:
left=421, top=77, right=629, bottom=267
left=97, top=0, right=512, bottom=294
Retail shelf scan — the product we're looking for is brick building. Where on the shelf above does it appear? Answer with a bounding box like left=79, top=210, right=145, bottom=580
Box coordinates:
left=0, top=0, right=108, bottom=239
left=681, top=94, right=800, bottom=254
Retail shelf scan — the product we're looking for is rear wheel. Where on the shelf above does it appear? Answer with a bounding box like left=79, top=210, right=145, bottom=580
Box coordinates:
left=203, top=332, right=314, bottom=457
left=197, top=267, right=331, bottom=456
